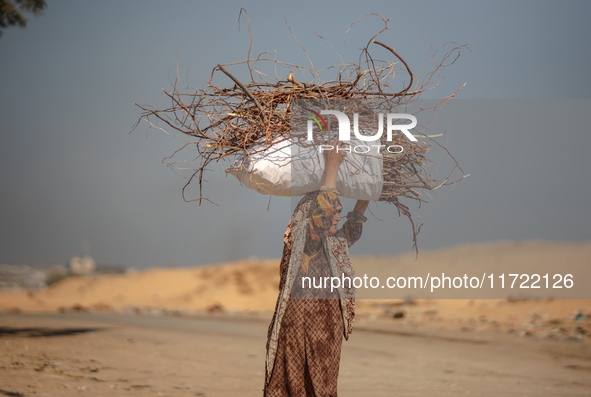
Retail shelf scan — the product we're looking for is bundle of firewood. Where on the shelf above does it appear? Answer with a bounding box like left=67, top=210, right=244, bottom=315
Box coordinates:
left=134, top=14, right=468, bottom=247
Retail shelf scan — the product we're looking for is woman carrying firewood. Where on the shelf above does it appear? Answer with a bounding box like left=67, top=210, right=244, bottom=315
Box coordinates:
left=264, top=141, right=369, bottom=396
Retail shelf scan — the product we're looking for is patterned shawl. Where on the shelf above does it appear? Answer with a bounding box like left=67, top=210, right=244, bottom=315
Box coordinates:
left=264, top=191, right=357, bottom=387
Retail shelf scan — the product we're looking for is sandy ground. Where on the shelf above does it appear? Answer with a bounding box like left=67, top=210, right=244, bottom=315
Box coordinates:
left=0, top=312, right=590, bottom=397
left=0, top=240, right=590, bottom=396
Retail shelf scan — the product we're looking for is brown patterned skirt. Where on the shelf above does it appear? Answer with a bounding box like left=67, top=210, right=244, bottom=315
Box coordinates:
left=264, top=298, right=344, bottom=397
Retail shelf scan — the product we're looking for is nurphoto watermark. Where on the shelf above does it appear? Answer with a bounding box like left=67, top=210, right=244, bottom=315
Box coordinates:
left=291, top=99, right=420, bottom=154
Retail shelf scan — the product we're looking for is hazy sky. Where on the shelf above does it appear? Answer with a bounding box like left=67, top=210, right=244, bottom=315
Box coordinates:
left=1, top=0, right=590, bottom=269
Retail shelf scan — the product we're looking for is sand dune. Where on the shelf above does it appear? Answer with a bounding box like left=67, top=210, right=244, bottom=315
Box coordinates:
left=0, top=259, right=281, bottom=313
left=1, top=240, right=590, bottom=340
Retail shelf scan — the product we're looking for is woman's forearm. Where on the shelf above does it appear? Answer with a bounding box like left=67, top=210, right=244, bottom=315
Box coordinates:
left=322, top=162, right=340, bottom=189
left=322, top=140, right=346, bottom=189
left=353, top=200, right=369, bottom=214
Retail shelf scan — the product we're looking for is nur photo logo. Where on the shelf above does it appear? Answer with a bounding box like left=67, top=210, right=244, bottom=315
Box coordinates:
left=294, top=100, right=419, bottom=154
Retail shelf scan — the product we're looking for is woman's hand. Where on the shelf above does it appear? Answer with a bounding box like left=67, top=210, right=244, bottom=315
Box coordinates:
left=324, top=139, right=347, bottom=167
left=322, top=140, right=347, bottom=189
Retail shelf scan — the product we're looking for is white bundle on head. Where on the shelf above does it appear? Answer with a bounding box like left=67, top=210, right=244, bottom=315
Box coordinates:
left=226, top=136, right=383, bottom=200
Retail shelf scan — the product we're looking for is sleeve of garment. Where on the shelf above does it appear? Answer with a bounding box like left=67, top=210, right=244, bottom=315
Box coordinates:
left=300, top=190, right=339, bottom=274
left=340, top=210, right=366, bottom=247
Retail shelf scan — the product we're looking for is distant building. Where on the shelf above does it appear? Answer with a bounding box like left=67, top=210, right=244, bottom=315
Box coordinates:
left=0, top=264, right=68, bottom=290
left=69, top=255, right=96, bottom=275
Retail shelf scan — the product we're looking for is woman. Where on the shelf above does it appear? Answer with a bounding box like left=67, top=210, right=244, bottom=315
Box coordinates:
left=264, top=141, right=369, bottom=396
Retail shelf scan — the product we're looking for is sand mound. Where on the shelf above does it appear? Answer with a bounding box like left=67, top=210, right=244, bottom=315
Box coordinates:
left=1, top=240, right=590, bottom=340
left=0, top=259, right=280, bottom=313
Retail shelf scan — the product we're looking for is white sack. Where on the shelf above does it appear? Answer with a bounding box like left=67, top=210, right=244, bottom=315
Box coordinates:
left=226, top=137, right=383, bottom=200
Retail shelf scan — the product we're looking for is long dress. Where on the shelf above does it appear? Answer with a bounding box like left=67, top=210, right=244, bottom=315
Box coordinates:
left=264, top=190, right=365, bottom=397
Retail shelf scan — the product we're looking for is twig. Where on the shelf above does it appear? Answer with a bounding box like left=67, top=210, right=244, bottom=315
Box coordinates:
left=217, top=64, right=267, bottom=124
